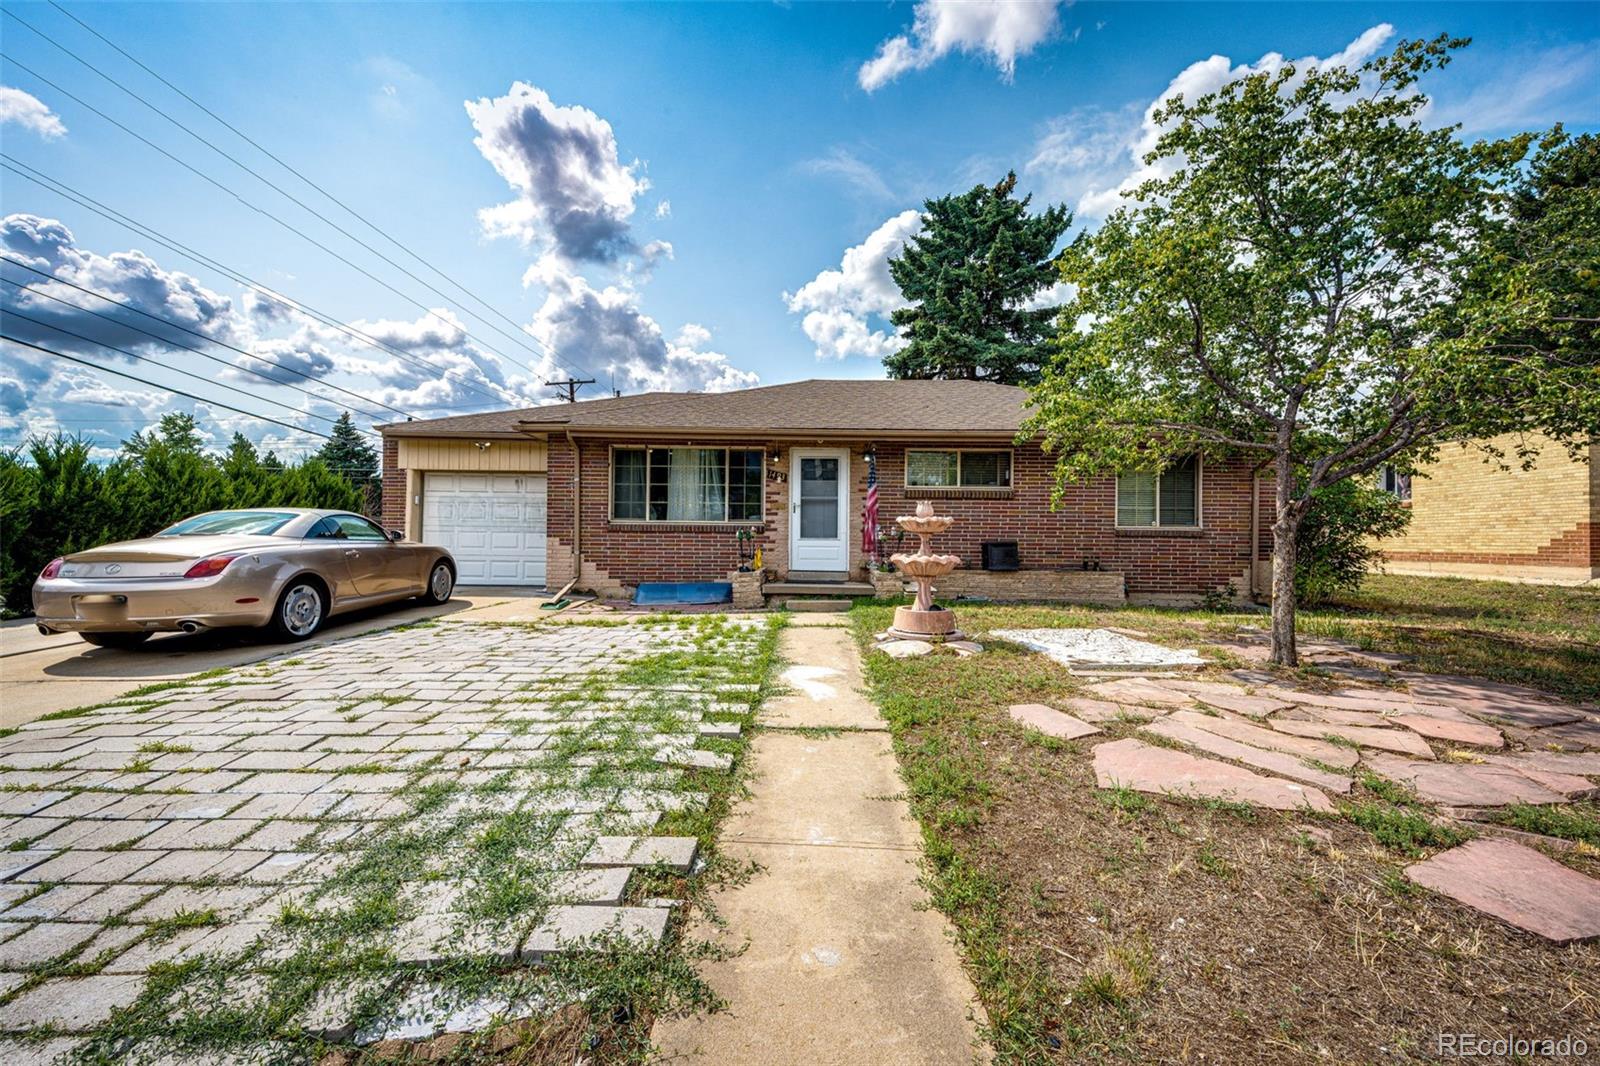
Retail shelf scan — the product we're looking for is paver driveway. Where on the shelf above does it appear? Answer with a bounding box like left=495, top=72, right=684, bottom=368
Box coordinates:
left=0, top=614, right=774, bottom=1064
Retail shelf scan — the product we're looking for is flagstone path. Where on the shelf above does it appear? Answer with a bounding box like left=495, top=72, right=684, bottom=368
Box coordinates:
left=0, top=615, right=771, bottom=1063
left=1001, top=627, right=1600, bottom=944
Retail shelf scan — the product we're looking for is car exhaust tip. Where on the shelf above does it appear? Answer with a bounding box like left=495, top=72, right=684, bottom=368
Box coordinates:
left=179, top=621, right=205, bottom=634
left=37, top=624, right=51, bottom=636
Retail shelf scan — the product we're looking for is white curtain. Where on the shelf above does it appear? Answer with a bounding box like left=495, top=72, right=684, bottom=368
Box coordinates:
left=665, top=448, right=725, bottom=521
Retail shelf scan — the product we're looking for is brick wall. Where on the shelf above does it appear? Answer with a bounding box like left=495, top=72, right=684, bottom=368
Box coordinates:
left=380, top=437, right=404, bottom=532
left=544, top=437, right=1267, bottom=601
left=1372, top=435, right=1597, bottom=583
left=546, top=437, right=783, bottom=597
left=868, top=443, right=1262, bottom=602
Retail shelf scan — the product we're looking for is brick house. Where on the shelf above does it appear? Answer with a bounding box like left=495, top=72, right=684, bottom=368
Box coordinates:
left=1372, top=433, right=1599, bottom=585
left=379, top=379, right=1273, bottom=606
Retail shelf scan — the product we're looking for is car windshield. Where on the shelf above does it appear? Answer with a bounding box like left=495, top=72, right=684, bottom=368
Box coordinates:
left=156, top=511, right=298, bottom=537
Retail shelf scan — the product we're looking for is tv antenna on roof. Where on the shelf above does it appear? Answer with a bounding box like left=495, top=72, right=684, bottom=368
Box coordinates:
left=545, top=378, right=595, bottom=403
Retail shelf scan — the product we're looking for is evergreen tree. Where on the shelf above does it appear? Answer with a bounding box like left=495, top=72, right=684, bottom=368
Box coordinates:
left=885, top=172, right=1070, bottom=384
left=315, top=412, right=379, bottom=482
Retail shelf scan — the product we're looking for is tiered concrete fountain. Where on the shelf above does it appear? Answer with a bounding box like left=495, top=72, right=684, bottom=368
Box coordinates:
left=886, top=500, right=966, bottom=642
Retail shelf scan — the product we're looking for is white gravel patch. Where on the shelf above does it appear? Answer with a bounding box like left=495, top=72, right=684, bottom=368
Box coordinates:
left=993, top=627, right=1204, bottom=668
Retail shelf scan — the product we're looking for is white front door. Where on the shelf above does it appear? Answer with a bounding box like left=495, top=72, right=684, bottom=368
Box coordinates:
left=422, top=472, right=547, bottom=587
left=789, top=448, right=850, bottom=573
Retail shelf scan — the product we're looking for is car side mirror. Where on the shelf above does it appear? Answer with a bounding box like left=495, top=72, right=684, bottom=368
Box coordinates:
left=388, top=529, right=405, bottom=542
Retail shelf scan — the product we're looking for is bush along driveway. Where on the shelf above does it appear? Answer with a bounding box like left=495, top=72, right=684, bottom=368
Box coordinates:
left=0, top=612, right=781, bottom=1064
left=850, top=599, right=1599, bottom=1065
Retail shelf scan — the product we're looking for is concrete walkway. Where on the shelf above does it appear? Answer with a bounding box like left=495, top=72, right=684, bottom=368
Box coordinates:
left=653, top=617, right=990, bottom=1065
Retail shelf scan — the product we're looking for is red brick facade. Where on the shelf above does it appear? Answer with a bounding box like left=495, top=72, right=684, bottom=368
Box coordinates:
left=380, top=437, right=404, bottom=532
left=543, top=436, right=1269, bottom=602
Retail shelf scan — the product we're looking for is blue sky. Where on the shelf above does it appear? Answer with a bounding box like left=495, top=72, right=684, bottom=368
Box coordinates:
left=2, top=1, right=1596, bottom=458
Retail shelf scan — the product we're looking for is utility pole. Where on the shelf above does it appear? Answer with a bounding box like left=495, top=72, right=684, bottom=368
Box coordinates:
left=545, top=378, right=595, bottom=403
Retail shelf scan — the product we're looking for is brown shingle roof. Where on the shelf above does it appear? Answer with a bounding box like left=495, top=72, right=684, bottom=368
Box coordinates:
left=379, top=380, right=1031, bottom=440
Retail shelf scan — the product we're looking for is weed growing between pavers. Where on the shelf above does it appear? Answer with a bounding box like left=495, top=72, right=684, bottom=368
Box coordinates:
left=0, top=613, right=783, bottom=1065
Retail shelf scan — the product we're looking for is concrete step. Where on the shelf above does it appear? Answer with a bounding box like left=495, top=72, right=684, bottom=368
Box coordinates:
left=763, top=581, right=876, bottom=597
left=785, top=599, right=853, bottom=613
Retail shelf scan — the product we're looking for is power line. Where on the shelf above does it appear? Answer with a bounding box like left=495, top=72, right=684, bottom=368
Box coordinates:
left=0, top=306, right=378, bottom=438
left=0, top=160, right=520, bottom=413
left=31, top=1, right=600, bottom=386
left=0, top=334, right=336, bottom=441
left=0, top=254, right=404, bottom=423
left=0, top=273, right=385, bottom=431
left=546, top=377, right=596, bottom=403
left=0, top=49, right=556, bottom=392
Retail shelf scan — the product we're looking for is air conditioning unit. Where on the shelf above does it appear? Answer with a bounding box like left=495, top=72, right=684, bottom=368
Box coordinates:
left=981, top=540, right=1019, bottom=571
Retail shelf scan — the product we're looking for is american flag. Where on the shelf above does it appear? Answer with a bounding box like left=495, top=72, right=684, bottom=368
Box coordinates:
left=863, top=448, right=879, bottom=559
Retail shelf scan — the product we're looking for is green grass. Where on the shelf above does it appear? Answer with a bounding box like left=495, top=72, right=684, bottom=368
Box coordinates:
left=1493, top=802, right=1600, bottom=847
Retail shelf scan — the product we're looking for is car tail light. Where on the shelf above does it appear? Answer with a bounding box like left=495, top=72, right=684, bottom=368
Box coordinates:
left=39, top=558, right=65, bottom=579
left=183, top=553, right=244, bottom=579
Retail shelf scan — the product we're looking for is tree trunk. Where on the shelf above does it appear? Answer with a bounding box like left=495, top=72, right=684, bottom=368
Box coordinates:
left=1269, top=451, right=1300, bottom=667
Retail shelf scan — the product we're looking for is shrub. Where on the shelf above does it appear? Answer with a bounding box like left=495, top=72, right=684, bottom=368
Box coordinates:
left=1, top=416, right=368, bottom=616
left=1295, top=479, right=1411, bottom=605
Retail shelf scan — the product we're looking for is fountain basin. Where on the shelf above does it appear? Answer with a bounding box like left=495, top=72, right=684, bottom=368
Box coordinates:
left=889, top=605, right=964, bottom=642
left=889, top=552, right=960, bottom=579
left=897, top=515, right=954, bottom=536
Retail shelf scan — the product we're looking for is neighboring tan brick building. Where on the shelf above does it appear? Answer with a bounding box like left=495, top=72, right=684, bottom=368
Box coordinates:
left=1374, top=434, right=1599, bottom=585
left=379, top=379, right=1273, bottom=605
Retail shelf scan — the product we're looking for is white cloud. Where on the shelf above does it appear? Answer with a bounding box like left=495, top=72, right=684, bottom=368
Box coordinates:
left=525, top=269, right=757, bottom=394
left=802, top=148, right=895, bottom=201
left=0, top=86, right=66, bottom=139
left=783, top=209, right=922, bottom=361
left=1428, top=41, right=1600, bottom=133
left=858, top=0, right=1065, bottom=92
left=1023, top=102, right=1143, bottom=214
left=1075, top=24, right=1395, bottom=217
left=466, top=82, right=648, bottom=263
left=0, top=214, right=246, bottom=357
left=655, top=199, right=671, bottom=219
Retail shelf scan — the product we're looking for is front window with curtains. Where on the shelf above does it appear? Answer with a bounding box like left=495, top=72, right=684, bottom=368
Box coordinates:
left=611, top=447, right=763, bottom=522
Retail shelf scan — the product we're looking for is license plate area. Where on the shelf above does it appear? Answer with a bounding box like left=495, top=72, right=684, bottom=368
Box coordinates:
left=73, top=594, right=129, bottom=621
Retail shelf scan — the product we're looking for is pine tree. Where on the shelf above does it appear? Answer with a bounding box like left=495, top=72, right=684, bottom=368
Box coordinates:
left=884, top=172, right=1070, bottom=384
left=315, top=412, right=379, bottom=483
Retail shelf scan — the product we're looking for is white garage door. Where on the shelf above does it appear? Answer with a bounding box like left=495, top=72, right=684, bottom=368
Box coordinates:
left=422, top=473, right=547, bottom=587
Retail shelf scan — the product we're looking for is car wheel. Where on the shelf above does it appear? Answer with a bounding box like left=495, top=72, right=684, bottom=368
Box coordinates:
left=421, top=560, right=454, bottom=605
left=271, top=579, right=326, bottom=641
left=80, top=631, right=152, bottom=650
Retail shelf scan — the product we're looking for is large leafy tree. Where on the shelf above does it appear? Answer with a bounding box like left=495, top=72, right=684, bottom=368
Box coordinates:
left=885, top=172, right=1070, bottom=384
left=1029, top=36, right=1598, bottom=665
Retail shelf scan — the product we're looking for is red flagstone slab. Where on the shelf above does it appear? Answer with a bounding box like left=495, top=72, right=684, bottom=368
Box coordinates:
left=1144, top=718, right=1352, bottom=793
left=1192, top=691, right=1295, bottom=718
left=1060, top=698, right=1144, bottom=724
left=1505, top=768, right=1599, bottom=801
left=1485, top=751, right=1600, bottom=776
left=1161, top=680, right=1255, bottom=700
left=1397, top=676, right=1590, bottom=727
left=1281, top=706, right=1394, bottom=728
left=1262, top=688, right=1422, bottom=714
left=1364, top=754, right=1567, bottom=807
left=1391, top=714, right=1504, bottom=749
left=1530, top=718, right=1600, bottom=751
left=1084, top=678, right=1195, bottom=708
left=1271, top=720, right=1435, bottom=759
left=1405, top=839, right=1600, bottom=944
left=1173, top=710, right=1358, bottom=768
left=1092, top=738, right=1334, bottom=812
left=1008, top=704, right=1101, bottom=741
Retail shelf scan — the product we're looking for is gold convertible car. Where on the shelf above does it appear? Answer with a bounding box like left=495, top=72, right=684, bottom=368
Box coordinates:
left=32, top=508, right=456, bottom=648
